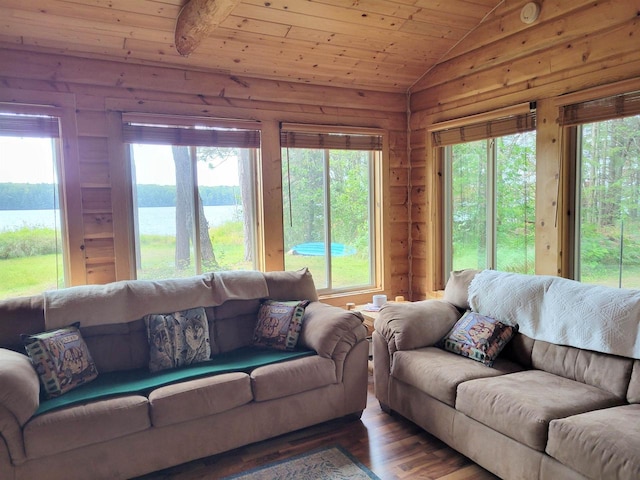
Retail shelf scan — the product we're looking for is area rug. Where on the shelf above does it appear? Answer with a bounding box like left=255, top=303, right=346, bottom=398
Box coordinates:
left=221, top=445, right=380, bottom=479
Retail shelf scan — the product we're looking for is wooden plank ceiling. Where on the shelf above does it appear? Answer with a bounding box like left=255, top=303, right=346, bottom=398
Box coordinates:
left=0, top=0, right=501, bottom=93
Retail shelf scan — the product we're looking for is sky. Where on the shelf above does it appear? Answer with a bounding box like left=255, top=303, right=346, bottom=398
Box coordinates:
left=0, top=138, right=240, bottom=186
left=0, top=137, right=57, bottom=183
left=131, top=144, right=239, bottom=187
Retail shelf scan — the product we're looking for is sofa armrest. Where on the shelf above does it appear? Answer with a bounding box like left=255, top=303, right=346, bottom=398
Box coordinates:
left=300, top=302, right=366, bottom=358
left=0, top=349, right=40, bottom=466
left=300, top=302, right=367, bottom=383
left=0, top=349, right=40, bottom=426
left=374, top=300, right=462, bottom=352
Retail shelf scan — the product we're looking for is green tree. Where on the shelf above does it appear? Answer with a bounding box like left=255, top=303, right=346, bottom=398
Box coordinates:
left=282, top=148, right=371, bottom=254
left=579, top=114, right=640, bottom=286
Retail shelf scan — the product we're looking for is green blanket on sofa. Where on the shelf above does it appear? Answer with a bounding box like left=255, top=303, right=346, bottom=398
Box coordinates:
left=36, top=347, right=315, bottom=416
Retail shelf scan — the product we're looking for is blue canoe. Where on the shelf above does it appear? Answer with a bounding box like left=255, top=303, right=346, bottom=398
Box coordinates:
left=290, top=242, right=356, bottom=257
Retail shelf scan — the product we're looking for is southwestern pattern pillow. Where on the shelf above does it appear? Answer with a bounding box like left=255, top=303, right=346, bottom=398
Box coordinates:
left=438, top=311, right=518, bottom=367
left=145, top=307, right=211, bottom=372
left=22, top=323, right=98, bottom=398
left=253, top=300, right=310, bottom=351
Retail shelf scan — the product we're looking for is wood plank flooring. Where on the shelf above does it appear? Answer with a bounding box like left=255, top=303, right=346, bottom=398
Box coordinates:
left=136, top=375, right=498, bottom=479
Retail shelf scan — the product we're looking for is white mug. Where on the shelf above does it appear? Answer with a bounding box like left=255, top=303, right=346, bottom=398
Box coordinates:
left=372, top=294, right=387, bottom=307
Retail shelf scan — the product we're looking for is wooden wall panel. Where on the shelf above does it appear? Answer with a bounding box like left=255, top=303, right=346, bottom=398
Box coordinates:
left=535, top=98, right=564, bottom=276
left=408, top=0, right=640, bottom=298
left=389, top=186, right=408, bottom=206
left=77, top=137, right=109, bottom=163
left=86, top=263, right=117, bottom=285
left=83, top=238, right=115, bottom=265
left=79, top=162, right=110, bottom=186
left=82, top=213, right=114, bottom=238
left=0, top=47, right=409, bottom=303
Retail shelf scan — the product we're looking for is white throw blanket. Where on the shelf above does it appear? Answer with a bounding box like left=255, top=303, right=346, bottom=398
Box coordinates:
left=468, top=270, right=640, bottom=359
left=44, top=271, right=269, bottom=329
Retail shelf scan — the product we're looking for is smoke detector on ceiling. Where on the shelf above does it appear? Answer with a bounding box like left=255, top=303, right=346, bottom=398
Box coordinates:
left=520, top=2, right=541, bottom=24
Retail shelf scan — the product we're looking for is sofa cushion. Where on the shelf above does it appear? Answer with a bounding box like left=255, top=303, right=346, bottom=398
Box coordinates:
left=22, top=323, right=98, bottom=398
left=438, top=311, right=518, bottom=366
left=391, top=347, right=523, bottom=407
left=145, top=307, right=211, bottom=372
left=149, top=372, right=252, bottom=427
left=253, top=300, right=309, bottom=350
left=35, top=347, right=315, bottom=415
left=251, top=355, right=336, bottom=402
left=547, top=404, right=640, bottom=480
left=532, top=340, right=634, bottom=398
left=23, top=395, right=150, bottom=458
left=456, top=370, right=625, bottom=451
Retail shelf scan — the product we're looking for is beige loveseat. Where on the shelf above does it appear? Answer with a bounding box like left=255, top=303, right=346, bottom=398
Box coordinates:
left=0, top=268, right=368, bottom=480
left=374, top=269, right=640, bottom=480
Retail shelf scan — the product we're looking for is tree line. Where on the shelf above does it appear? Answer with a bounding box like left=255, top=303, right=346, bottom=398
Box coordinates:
left=0, top=183, right=240, bottom=210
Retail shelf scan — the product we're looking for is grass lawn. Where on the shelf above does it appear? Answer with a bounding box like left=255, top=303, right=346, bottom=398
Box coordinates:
left=285, top=255, right=372, bottom=289
left=2, top=228, right=638, bottom=300
left=136, top=234, right=254, bottom=280
left=1, top=254, right=63, bottom=299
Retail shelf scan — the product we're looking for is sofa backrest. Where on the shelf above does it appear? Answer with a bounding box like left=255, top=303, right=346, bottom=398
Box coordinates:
left=530, top=339, right=635, bottom=399
left=80, top=299, right=264, bottom=373
left=500, top=330, right=635, bottom=400
left=0, top=268, right=319, bottom=373
left=206, top=299, right=261, bottom=354
left=81, top=318, right=149, bottom=372
left=442, top=269, right=480, bottom=311
left=500, top=332, right=535, bottom=368
left=0, top=295, right=46, bottom=352
left=626, top=360, right=640, bottom=404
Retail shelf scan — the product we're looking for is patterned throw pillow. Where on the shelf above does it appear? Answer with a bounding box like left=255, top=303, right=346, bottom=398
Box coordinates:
left=438, top=311, right=518, bottom=367
left=145, top=307, right=211, bottom=372
left=253, top=300, right=310, bottom=351
left=22, top=323, right=98, bottom=398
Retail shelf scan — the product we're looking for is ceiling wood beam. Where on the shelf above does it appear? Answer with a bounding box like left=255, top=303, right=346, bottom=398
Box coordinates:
left=175, top=0, right=240, bottom=56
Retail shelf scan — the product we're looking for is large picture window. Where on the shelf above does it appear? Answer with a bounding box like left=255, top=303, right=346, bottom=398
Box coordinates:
left=436, top=107, right=536, bottom=276
left=123, top=116, right=260, bottom=280
left=0, top=111, right=66, bottom=299
left=281, top=124, right=382, bottom=293
left=562, top=91, right=640, bottom=288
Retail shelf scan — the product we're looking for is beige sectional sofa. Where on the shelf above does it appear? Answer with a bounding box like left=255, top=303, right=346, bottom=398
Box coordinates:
left=373, top=269, right=640, bottom=480
left=0, top=269, right=369, bottom=480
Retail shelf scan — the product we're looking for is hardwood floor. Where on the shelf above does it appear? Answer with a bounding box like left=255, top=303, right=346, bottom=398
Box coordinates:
left=137, top=375, right=498, bottom=479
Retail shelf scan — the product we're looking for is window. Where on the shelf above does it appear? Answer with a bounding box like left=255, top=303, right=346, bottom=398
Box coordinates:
left=436, top=108, right=536, bottom=275
left=123, top=116, right=260, bottom=280
left=562, top=91, right=640, bottom=288
left=280, top=124, right=382, bottom=293
left=0, top=111, right=66, bottom=299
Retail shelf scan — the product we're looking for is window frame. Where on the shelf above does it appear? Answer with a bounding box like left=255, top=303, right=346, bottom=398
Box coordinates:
left=558, top=85, right=640, bottom=287
left=280, top=123, right=385, bottom=296
left=0, top=104, right=76, bottom=291
left=121, top=113, right=263, bottom=279
left=431, top=103, right=537, bottom=281
left=572, top=116, right=640, bottom=287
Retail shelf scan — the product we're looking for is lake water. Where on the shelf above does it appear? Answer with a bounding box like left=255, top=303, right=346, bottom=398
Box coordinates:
left=0, top=205, right=240, bottom=236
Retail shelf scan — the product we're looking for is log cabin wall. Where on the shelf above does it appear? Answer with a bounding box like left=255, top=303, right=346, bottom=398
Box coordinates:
left=0, top=48, right=409, bottom=305
left=409, top=0, right=640, bottom=298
